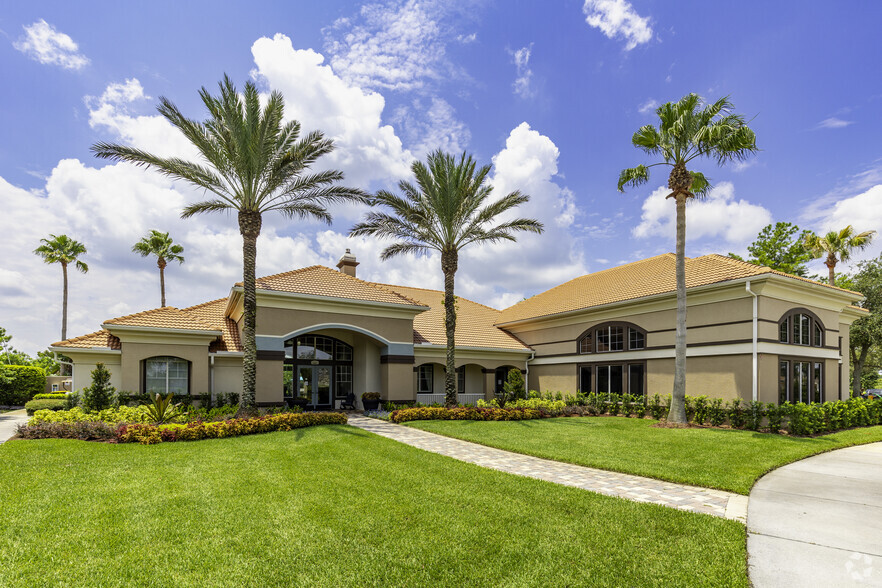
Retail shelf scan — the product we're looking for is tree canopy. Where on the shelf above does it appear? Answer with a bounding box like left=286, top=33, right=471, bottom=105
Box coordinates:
left=729, top=222, right=813, bottom=276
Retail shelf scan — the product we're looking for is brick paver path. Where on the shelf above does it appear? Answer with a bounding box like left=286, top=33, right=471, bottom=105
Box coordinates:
left=348, top=415, right=747, bottom=521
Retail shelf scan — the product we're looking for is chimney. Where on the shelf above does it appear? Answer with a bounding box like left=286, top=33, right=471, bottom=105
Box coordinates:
left=336, top=249, right=359, bottom=277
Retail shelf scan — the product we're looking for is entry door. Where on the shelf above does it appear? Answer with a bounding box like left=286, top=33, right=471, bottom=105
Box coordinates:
left=297, top=366, right=332, bottom=407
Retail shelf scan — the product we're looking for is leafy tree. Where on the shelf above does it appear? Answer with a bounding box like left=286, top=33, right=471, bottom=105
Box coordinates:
left=0, top=327, right=65, bottom=374
left=82, top=362, right=115, bottom=412
left=34, top=234, right=88, bottom=343
left=351, top=150, right=543, bottom=407
left=91, top=76, right=367, bottom=407
left=849, top=255, right=882, bottom=396
left=804, top=226, right=876, bottom=285
left=133, top=230, right=185, bottom=307
left=617, top=94, right=757, bottom=423
left=728, top=222, right=813, bottom=276
left=500, top=368, right=526, bottom=408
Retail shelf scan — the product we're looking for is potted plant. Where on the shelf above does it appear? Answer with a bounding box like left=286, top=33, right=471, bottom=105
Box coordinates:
left=362, top=392, right=381, bottom=411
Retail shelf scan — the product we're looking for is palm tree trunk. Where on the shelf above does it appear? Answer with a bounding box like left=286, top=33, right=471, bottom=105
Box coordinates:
left=158, top=258, right=167, bottom=307
left=826, top=254, right=837, bottom=286
left=669, top=192, right=689, bottom=424
left=442, top=249, right=458, bottom=407
left=61, top=261, right=68, bottom=342
left=239, top=210, right=262, bottom=409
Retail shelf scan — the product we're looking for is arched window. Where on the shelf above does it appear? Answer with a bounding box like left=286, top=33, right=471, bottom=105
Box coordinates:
left=578, top=322, right=646, bottom=354
left=144, top=356, right=189, bottom=395
left=778, top=310, right=824, bottom=347
left=284, top=335, right=354, bottom=408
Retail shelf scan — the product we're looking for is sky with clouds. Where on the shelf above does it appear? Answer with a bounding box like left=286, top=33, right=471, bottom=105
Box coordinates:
left=1, top=0, right=881, bottom=354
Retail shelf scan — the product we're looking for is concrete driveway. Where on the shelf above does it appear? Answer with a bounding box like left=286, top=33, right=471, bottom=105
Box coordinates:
left=0, top=409, right=28, bottom=444
left=748, top=442, right=882, bottom=587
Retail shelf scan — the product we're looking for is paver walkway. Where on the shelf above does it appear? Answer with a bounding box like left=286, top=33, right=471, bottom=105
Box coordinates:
left=0, top=409, right=28, bottom=444
left=348, top=415, right=747, bottom=521
left=747, top=442, right=882, bottom=587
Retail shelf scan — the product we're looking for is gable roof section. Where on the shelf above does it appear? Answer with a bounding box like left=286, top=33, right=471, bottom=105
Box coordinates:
left=52, top=329, right=121, bottom=350
left=103, top=306, right=220, bottom=332
left=497, top=253, right=862, bottom=324
left=183, top=298, right=243, bottom=352
left=240, top=265, right=425, bottom=308
left=375, top=283, right=530, bottom=351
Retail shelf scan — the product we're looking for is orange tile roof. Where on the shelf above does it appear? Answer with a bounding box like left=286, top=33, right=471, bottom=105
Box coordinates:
left=375, top=283, right=530, bottom=351
left=240, top=265, right=425, bottom=307
left=183, top=298, right=243, bottom=352
left=52, top=330, right=121, bottom=350
left=498, top=253, right=863, bottom=324
left=103, top=306, right=220, bottom=331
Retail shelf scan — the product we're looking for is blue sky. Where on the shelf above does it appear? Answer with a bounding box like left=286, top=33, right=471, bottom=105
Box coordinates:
left=2, top=0, right=881, bottom=354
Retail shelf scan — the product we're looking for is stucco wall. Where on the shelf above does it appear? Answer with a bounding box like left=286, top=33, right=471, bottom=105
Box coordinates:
left=255, top=359, right=283, bottom=405
left=256, top=307, right=414, bottom=345
left=69, top=352, right=122, bottom=393
left=212, top=356, right=243, bottom=398
left=119, top=342, right=210, bottom=395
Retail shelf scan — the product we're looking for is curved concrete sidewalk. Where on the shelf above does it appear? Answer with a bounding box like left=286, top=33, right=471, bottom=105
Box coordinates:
left=348, top=415, right=747, bottom=521
left=748, top=442, right=882, bottom=587
left=0, top=409, right=28, bottom=444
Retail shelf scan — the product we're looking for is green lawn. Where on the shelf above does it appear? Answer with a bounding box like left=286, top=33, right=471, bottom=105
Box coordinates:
left=408, top=417, right=882, bottom=494
left=0, top=425, right=746, bottom=587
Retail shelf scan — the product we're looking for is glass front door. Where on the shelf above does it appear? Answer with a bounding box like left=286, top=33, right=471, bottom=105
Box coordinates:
left=297, top=366, right=332, bottom=407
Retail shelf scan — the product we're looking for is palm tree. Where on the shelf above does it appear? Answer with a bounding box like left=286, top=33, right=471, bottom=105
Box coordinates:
left=132, top=230, right=185, bottom=307
left=34, top=234, right=89, bottom=343
left=351, top=150, right=543, bottom=407
left=91, top=76, right=367, bottom=408
left=617, top=94, right=758, bottom=423
left=803, top=226, right=876, bottom=285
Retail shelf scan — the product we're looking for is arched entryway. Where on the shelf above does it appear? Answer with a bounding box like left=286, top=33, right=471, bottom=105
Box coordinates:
left=284, top=334, right=353, bottom=410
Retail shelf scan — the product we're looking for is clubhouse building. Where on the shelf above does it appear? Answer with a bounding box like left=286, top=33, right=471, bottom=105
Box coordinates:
left=52, top=251, right=866, bottom=409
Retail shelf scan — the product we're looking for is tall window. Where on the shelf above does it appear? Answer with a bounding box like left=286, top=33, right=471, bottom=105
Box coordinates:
left=578, top=323, right=646, bottom=354
left=778, top=359, right=823, bottom=404
left=778, top=311, right=824, bottom=347
left=145, top=356, right=189, bottom=395
left=457, top=366, right=466, bottom=394
left=417, top=364, right=433, bottom=394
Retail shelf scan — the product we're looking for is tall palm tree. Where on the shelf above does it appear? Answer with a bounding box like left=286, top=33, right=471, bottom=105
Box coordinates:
left=34, top=234, right=89, bottom=343
left=803, top=226, right=876, bottom=285
left=617, top=94, right=758, bottom=423
left=351, top=150, right=543, bottom=407
left=132, top=230, right=185, bottom=308
left=91, top=76, right=367, bottom=408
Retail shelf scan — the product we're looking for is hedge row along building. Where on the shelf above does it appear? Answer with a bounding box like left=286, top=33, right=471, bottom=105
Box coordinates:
left=52, top=251, right=866, bottom=409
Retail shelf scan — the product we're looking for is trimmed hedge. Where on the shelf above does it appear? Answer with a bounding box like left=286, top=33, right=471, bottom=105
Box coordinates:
left=117, top=412, right=347, bottom=444
left=33, top=393, right=67, bottom=400
left=0, top=365, right=46, bottom=405
left=16, top=421, right=117, bottom=441
left=390, top=407, right=543, bottom=424
left=24, top=399, right=67, bottom=415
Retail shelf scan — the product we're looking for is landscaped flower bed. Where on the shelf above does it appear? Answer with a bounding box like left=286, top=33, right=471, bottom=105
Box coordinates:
left=17, top=411, right=347, bottom=444
left=395, top=392, right=882, bottom=436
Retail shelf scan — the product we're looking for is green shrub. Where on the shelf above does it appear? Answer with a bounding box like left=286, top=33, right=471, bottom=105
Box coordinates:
left=630, top=394, right=647, bottom=418
left=708, top=398, right=727, bottom=426
left=117, top=411, right=347, bottom=444
left=745, top=401, right=765, bottom=431
left=144, top=393, right=182, bottom=424
left=0, top=365, right=46, bottom=405
left=33, top=393, right=67, bottom=400
left=390, top=406, right=543, bottom=424
left=500, top=369, right=526, bottom=407
left=728, top=399, right=747, bottom=429
left=24, top=398, right=67, bottom=415
left=787, top=403, right=826, bottom=436
left=648, top=394, right=667, bottom=420
left=16, top=421, right=117, bottom=441
left=606, top=393, right=621, bottom=416
left=692, top=396, right=710, bottom=425
left=65, top=392, right=80, bottom=409
left=81, top=363, right=115, bottom=412
left=765, top=403, right=785, bottom=433
left=29, top=405, right=154, bottom=425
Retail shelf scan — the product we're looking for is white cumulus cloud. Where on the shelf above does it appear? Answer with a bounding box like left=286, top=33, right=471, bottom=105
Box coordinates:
left=583, top=0, right=653, bottom=50
left=13, top=19, right=89, bottom=70
left=633, top=181, right=772, bottom=245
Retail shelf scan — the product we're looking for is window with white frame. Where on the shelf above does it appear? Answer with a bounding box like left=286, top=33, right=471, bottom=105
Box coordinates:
left=417, top=364, right=433, bottom=394
left=145, top=356, right=189, bottom=395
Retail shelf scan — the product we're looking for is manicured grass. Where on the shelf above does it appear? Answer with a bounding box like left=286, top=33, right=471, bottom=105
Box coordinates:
left=408, top=417, right=882, bottom=494
left=0, top=425, right=746, bottom=587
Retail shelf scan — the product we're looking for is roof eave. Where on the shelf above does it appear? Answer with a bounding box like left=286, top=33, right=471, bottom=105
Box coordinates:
left=102, top=324, right=222, bottom=337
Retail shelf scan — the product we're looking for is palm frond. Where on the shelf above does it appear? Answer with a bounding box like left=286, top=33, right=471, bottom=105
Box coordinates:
left=617, top=165, right=651, bottom=192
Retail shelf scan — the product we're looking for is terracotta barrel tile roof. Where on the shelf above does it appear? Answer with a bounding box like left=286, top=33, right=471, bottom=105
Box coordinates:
left=498, top=253, right=860, bottom=324
left=52, top=330, right=121, bottom=350
left=104, top=306, right=220, bottom=331
left=182, top=299, right=243, bottom=352
left=240, top=266, right=425, bottom=307
left=375, top=283, right=530, bottom=351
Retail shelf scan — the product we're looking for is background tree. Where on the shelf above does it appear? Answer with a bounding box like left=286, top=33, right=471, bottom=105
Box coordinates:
left=0, top=327, right=65, bottom=374
left=133, top=229, right=185, bottom=307
left=617, top=94, right=757, bottom=423
left=803, top=226, right=876, bottom=285
left=34, top=235, right=88, bottom=366
left=728, top=222, right=813, bottom=276
left=92, top=76, right=366, bottom=408
left=849, top=255, right=882, bottom=396
left=351, top=150, right=543, bottom=407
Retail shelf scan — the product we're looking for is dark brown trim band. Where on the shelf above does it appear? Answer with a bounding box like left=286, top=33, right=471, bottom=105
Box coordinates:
left=380, top=355, right=415, bottom=364
left=256, top=350, right=285, bottom=361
